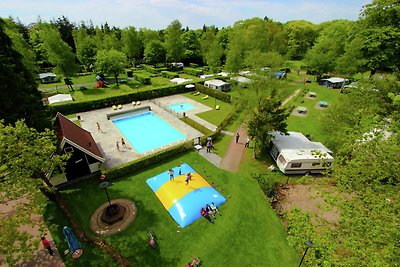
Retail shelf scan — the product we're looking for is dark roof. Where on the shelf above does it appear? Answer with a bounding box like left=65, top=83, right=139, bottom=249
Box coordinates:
left=55, top=113, right=104, bottom=161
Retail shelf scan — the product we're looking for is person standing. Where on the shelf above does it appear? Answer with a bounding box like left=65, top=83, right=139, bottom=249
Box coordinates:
left=185, top=173, right=192, bottom=186
left=178, top=164, right=182, bottom=175
left=41, top=236, right=55, bottom=256
left=116, top=141, right=120, bottom=151
left=169, top=169, right=174, bottom=181
left=121, top=138, right=126, bottom=147
left=245, top=137, right=250, bottom=147
left=96, top=122, right=103, bottom=133
left=210, top=202, right=221, bottom=215
left=235, top=132, right=240, bottom=143
left=206, top=140, right=212, bottom=153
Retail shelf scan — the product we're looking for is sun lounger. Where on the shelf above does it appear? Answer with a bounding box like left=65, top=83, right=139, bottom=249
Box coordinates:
left=118, top=104, right=122, bottom=109
left=112, top=105, right=117, bottom=110
left=215, top=105, right=220, bottom=110
left=132, top=101, right=136, bottom=106
left=194, top=91, right=200, bottom=96
left=136, top=101, right=141, bottom=106
left=202, top=95, right=209, bottom=100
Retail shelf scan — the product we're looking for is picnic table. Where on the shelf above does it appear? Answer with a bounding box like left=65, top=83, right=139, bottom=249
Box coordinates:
left=309, top=92, right=317, bottom=97
left=297, top=106, right=308, bottom=113
left=319, top=101, right=328, bottom=107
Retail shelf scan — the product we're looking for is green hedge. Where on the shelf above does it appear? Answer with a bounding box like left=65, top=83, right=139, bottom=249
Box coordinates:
left=49, top=84, right=193, bottom=115
left=134, top=73, right=151, bottom=85
left=143, top=65, right=159, bottom=74
left=183, top=67, right=203, bottom=76
left=106, top=141, right=193, bottom=180
left=161, top=71, right=179, bottom=79
left=195, top=83, right=231, bottom=103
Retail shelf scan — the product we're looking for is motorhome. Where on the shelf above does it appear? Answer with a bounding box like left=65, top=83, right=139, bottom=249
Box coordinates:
left=269, top=131, right=333, bottom=174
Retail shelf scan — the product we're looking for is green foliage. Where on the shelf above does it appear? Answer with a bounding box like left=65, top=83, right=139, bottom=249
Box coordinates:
left=75, top=35, right=97, bottom=71
left=181, top=30, right=202, bottom=64
left=121, top=26, right=141, bottom=61
left=160, top=70, right=179, bottom=79
left=144, top=40, right=166, bottom=66
left=195, top=83, right=232, bottom=103
left=183, top=67, right=203, bottom=76
left=284, top=20, right=319, bottom=60
left=134, top=72, right=151, bottom=85
left=0, top=19, right=50, bottom=131
left=38, top=26, right=78, bottom=77
left=164, top=20, right=184, bottom=62
left=0, top=120, right=67, bottom=265
left=95, top=49, right=127, bottom=85
left=247, top=90, right=289, bottom=156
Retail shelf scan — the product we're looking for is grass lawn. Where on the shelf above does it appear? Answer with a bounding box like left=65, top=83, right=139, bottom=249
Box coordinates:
left=58, top=151, right=299, bottom=266
left=182, top=92, right=234, bottom=127
left=286, top=82, right=341, bottom=143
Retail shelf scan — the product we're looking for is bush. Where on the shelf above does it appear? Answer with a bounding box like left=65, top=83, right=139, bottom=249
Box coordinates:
left=183, top=67, right=203, bottom=76
left=135, top=73, right=151, bottom=85
left=143, top=65, right=159, bottom=74
left=195, top=83, right=231, bottom=103
left=161, top=71, right=179, bottom=79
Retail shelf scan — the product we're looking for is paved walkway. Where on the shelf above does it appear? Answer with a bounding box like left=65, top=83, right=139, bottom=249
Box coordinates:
left=219, top=125, right=249, bottom=172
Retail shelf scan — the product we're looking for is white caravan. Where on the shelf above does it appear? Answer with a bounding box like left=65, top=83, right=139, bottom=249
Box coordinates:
left=269, top=131, right=334, bottom=174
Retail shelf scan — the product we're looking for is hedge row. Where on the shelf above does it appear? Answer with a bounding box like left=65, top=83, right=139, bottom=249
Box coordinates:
left=195, top=83, right=231, bottom=103
left=142, top=65, right=158, bottom=74
left=161, top=71, right=179, bottom=79
left=106, top=140, right=193, bottom=180
left=134, top=73, right=151, bottom=85
left=49, top=84, right=193, bottom=115
left=183, top=67, right=203, bottom=76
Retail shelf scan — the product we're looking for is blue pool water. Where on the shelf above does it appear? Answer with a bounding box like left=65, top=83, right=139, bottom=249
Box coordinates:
left=112, top=112, right=186, bottom=154
left=168, top=102, right=194, bottom=113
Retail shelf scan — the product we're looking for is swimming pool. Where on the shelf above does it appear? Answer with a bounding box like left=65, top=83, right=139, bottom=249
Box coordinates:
left=112, top=112, right=186, bottom=154
left=168, top=102, right=194, bottom=113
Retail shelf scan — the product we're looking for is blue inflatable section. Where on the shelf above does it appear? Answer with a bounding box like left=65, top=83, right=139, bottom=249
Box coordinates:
left=147, top=163, right=195, bottom=192
left=168, top=187, right=226, bottom=228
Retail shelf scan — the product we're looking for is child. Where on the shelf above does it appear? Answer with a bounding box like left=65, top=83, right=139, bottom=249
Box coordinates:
left=185, top=173, right=192, bottom=185
left=41, top=236, right=55, bottom=256
left=169, top=169, right=174, bottom=181
left=206, top=204, right=216, bottom=218
left=201, top=208, right=213, bottom=223
left=210, top=202, right=220, bottom=215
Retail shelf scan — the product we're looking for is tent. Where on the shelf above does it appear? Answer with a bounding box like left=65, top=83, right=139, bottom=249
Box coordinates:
left=48, top=94, right=73, bottom=104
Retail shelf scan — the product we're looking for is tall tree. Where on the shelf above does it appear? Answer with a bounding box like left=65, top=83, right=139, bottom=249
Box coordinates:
left=284, top=20, right=318, bottom=60
left=38, top=27, right=78, bottom=90
left=0, top=19, right=49, bottom=130
left=144, top=40, right=166, bottom=67
left=247, top=88, right=289, bottom=157
left=164, top=20, right=184, bottom=62
left=304, top=20, right=353, bottom=75
left=51, top=15, right=76, bottom=52
left=0, top=120, right=67, bottom=265
left=95, top=49, right=127, bottom=86
left=121, top=26, right=141, bottom=65
left=181, top=30, right=202, bottom=64
left=359, top=0, right=400, bottom=73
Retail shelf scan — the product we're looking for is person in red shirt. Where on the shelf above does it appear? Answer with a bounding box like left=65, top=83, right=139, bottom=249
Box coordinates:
left=41, top=236, right=55, bottom=256
left=200, top=208, right=213, bottom=223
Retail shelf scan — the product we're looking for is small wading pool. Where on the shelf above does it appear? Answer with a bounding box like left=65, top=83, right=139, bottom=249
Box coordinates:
left=168, top=102, right=194, bottom=113
left=112, top=111, right=186, bottom=154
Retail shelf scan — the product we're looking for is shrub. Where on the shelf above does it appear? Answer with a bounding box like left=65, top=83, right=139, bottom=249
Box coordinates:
left=135, top=73, right=151, bottom=85
left=183, top=67, right=203, bottom=76
left=161, top=71, right=179, bottom=79
left=195, top=83, right=231, bottom=103
left=143, top=65, right=159, bottom=74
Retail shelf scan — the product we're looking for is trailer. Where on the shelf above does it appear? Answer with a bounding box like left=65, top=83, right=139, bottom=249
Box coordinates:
left=269, top=131, right=333, bottom=174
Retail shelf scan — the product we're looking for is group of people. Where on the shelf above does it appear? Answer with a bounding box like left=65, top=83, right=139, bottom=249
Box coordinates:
left=200, top=202, right=221, bottom=223
left=206, top=139, right=215, bottom=153
left=235, top=132, right=250, bottom=147
left=116, top=137, right=128, bottom=151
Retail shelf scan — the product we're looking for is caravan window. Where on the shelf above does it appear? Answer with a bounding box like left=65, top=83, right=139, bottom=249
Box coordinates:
left=291, top=162, right=302, bottom=168
left=278, top=155, right=286, bottom=165
left=312, top=162, right=320, bottom=166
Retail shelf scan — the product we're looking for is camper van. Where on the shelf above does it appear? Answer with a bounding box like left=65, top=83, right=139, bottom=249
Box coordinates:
left=269, top=131, right=334, bottom=174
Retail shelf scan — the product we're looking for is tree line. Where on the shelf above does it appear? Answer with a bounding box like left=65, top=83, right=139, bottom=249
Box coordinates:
left=2, top=0, right=399, bottom=81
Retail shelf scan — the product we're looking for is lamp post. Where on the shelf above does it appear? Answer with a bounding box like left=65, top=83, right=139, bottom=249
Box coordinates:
left=298, top=240, right=314, bottom=267
left=99, top=181, right=112, bottom=207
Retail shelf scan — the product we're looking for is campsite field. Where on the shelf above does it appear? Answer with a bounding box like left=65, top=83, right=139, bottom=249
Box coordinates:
left=53, top=151, right=298, bottom=266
